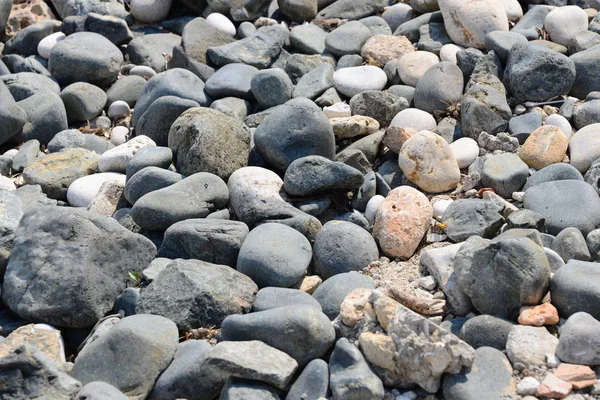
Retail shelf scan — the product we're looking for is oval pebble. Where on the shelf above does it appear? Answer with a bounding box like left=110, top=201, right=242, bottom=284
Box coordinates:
left=450, top=137, right=479, bottom=169
left=130, top=0, right=172, bottom=23
left=129, top=65, right=156, bottom=79
left=439, top=44, right=464, bottom=64
left=37, top=32, right=66, bottom=59
left=432, top=199, right=453, bottom=220
left=3, top=149, right=18, bottom=159
left=390, top=108, right=437, bottom=131
left=365, top=194, right=385, bottom=225
left=545, top=114, right=572, bottom=139
left=67, top=172, right=126, bottom=207
left=206, top=13, right=236, bottom=36
left=110, top=126, right=129, bottom=146
left=108, top=101, right=131, bottom=119
left=333, top=66, right=388, bottom=98
left=0, top=176, right=16, bottom=191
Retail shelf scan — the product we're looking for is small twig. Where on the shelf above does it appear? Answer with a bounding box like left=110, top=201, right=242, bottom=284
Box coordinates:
left=389, top=287, right=446, bottom=316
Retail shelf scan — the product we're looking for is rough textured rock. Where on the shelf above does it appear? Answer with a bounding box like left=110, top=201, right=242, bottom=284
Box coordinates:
left=506, top=325, right=559, bottom=367
left=442, top=199, right=504, bottom=242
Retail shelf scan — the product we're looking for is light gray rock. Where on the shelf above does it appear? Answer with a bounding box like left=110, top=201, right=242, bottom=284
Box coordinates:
left=551, top=260, right=600, bottom=320
left=128, top=34, right=181, bottom=73
left=124, top=166, right=183, bottom=205
left=252, top=287, right=322, bottom=312
left=555, top=312, right=600, bottom=365
left=312, top=272, right=374, bottom=320
left=75, top=382, right=128, bottom=400
left=506, top=325, right=558, bottom=367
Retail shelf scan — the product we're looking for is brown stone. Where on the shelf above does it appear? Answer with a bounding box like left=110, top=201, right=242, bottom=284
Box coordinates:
left=536, top=374, right=572, bottom=399
left=359, top=332, right=396, bottom=370
left=0, top=324, right=64, bottom=364
left=6, top=0, right=55, bottom=38
left=518, top=125, right=569, bottom=170
left=295, top=275, right=322, bottom=294
left=518, top=303, right=560, bottom=326
left=373, top=293, right=400, bottom=330
left=330, top=115, right=380, bottom=139
left=383, top=126, right=416, bottom=153
left=360, top=35, right=414, bottom=65
left=554, top=363, right=597, bottom=390
left=86, top=179, right=127, bottom=217
left=373, top=186, right=433, bottom=260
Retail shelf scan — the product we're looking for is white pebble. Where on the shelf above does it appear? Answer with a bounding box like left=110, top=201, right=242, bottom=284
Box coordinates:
left=110, top=126, right=129, bottom=146
left=3, top=149, right=18, bottom=159
left=0, top=176, right=16, bottom=190
left=107, top=101, right=131, bottom=119
left=323, top=103, right=351, bottom=119
left=129, top=65, right=156, bottom=79
left=400, top=391, right=417, bottom=400
left=432, top=199, right=453, bottom=220
left=99, top=135, right=156, bottom=173
left=390, top=108, right=437, bottom=131
left=333, top=66, right=388, bottom=98
left=365, top=194, right=385, bottom=225
left=517, top=377, right=540, bottom=396
left=450, top=137, right=479, bottom=169
left=67, top=173, right=126, bottom=207
left=37, top=31, right=66, bottom=59
left=206, top=13, right=236, bottom=36
left=544, top=5, right=588, bottom=47
left=546, top=353, right=561, bottom=368
left=130, top=0, right=172, bottom=24
left=545, top=114, right=572, bottom=139
left=514, top=104, right=526, bottom=115
left=419, top=276, right=436, bottom=291
left=512, top=191, right=525, bottom=202
left=439, top=44, right=464, bottom=64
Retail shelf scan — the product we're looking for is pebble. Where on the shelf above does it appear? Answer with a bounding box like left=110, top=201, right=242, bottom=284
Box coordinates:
left=390, top=108, right=437, bottom=131
left=397, top=51, right=440, bottom=87
left=544, top=6, right=588, bottom=47
left=110, top=126, right=129, bottom=146
left=506, top=325, right=559, bottom=367
left=449, top=137, right=479, bottom=169
left=205, top=13, right=236, bottom=36
left=364, top=194, right=385, bottom=225
left=360, top=34, right=414, bottom=66
left=323, top=102, right=351, bottom=118
left=518, top=377, right=541, bottom=396
left=107, top=101, right=131, bottom=119
left=67, top=172, right=126, bottom=208
left=332, top=66, right=388, bottom=98
left=37, top=31, right=65, bottom=59
left=130, top=0, right=172, bottom=24
left=128, top=65, right=156, bottom=79
left=98, top=135, right=156, bottom=173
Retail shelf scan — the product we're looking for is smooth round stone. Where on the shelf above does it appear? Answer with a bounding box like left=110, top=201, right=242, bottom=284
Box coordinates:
left=108, top=101, right=131, bottom=119
left=381, top=3, right=415, bottom=32
left=237, top=223, right=312, bottom=288
left=205, top=63, right=258, bottom=101
left=324, top=21, right=372, bottom=58
left=129, top=65, right=156, bottom=79
left=544, top=6, right=588, bottom=47
left=545, top=114, right=572, bottom=139
left=251, top=68, right=294, bottom=109
left=450, top=137, right=479, bottom=169
left=110, top=126, right=129, bottom=146
left=37, top=31, right=65, bottom=59
left=60, top=82, right=107, bottom=123
left=99, top=135, right=156, bottom=173
left=569, top=123, right=600, bottom=173
left=311, top=272, right=375, bottom=320
left=67, top=172, right=126, bottom=207
left=481, top=153, right=529, bottom=198
left=130, top=0, right=172, bottom=24
left=252, top=287, right=322, bottom=312
left=205, top=13, right=236, bottom=36
left=332, top=66, right=387, bottom=98
left=0, top=176, right=16, bottom=191
left=501, top=0, right=523, bottom=23
left=3, top=149, right=18, bottom=159
left=439, top=44, right=464, bottom=64
left=438, top=0, right=509, bottom=49
left=364, top=194, right=385, bottom=225
left=397, top=51, right=439, bottom=87
left=413, top=61, right=464, bottom=115
left=432, top=199, right=453, bottom=220
left=390, top=108, right=436, bottom=131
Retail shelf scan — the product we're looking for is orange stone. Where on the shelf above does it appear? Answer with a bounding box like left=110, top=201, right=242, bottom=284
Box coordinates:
left=518, top=303, right=559, bottom=326
left=518, top=125, right=569, bottom=170
left=536, top=374, right=572, bottom=399
left=372, top=186, right=433, bottom=260
left=555, top=363, right=598, bottom=390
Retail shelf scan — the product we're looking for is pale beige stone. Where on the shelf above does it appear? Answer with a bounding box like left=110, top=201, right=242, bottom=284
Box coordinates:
left=518, top=125, right=569, bottom=169
left=360, top=35, right=414, bottom=66
left=86, top=179, right=127, bottom=217
left=296, top=275, right=322, bottom=294
left=359, top=332, right=397, bottom=370
left=330, top=115, right=380, bottom=139
left=340, top=289, right=376, bottom=327
left=0, top=324, right=64, bottom=364
left=383, top=126, right=416, bottom=153
left=373, top=294, right=400, bottom=330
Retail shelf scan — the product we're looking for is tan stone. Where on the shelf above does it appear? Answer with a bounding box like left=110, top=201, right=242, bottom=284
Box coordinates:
left=518, top=303, right=559, bottom=326
left=518, top=125, right=569, bottom=169
left=383, top=126, right=417, bottom=153
left=360, top=35, right=414, bottom=66
left=86, top=179, right=127, bottom=217
left=373, top=186, right=433, bottom=259
left=295, top=275, right=322, bottom=294
left=397, top=51, right=440, bottom=87
left=340, top=288, right=376, bottom=327
left=536, top=374, right=572, bottom=399
left=359, top=332, right=396, bottom=370
left=6, top=0, right=55, bottom=38
left=373, top=294, right=400, bottom=330
left=0, top=324, right=64, bottom=364
left=330, top=115, right=380, bottom=139
left=554, top=363, right=598, bottom=390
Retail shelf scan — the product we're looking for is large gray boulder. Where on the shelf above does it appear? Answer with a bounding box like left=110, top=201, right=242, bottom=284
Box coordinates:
left=2, top=207, right=156, bottom=328
left=551, top=260, right=600, bottom=320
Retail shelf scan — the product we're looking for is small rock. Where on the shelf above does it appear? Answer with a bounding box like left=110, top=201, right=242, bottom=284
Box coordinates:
left=460, top=315, right=515, bottom=350
left=390, top=108, right=437, bottom=131
left=397, top=51, right=440, bottom=87
left=506, top=325, right=559, bottom=367
left=361, top=34, right=414, bottom=65
left=536, top=374, right=573, bottom=399
left=331, top=115, right=380, bottom=139
left=442, top=199, right=504, bottom=242
left=544, top=5, right=588, bottom=47
left=333, top=65, right=388, bottom=98
left=518, top=303, right=559, bottom=327
left=98, top=136, right=156, bottom=173
left=518, top=377, right=540, bottom=396
left=450, top=137, right=479, bottom=169
left=67, top=172, right=126, bottom=207
left=481, top=153, right=529, bottom=198
left=555, top=312, right=600, bottom=365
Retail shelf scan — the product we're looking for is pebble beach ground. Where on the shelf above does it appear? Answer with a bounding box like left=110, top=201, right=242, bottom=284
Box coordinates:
left=0, top=0, right=600, bottom=399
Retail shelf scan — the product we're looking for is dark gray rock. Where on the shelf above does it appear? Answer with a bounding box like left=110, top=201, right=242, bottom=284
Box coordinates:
left=511, top=4, right=551, bottom=39
left=137, top=259, right=258, bottom=329
left=442, top=199, right=504, bottom=242
left=205, top=63, right=259, bottom=101
left=481, top=153, right=529, bottom=198
left=106, top=75, right=147, bottom=107
left=573, top=99, right=600, bottom=129
left=85, top=12, right=132, bottom=46
left=460, top=236, right=551, bottom=320
left=0, top=344, right=81, bottom=399
left=289, top=23, right=327, bottom=54
left=337, top=54, right=363, bottom=69
left=569, top=44, right=600, bottom=99
left=237, top=223, right=312, bottom=288
left=350, top=90, right=409, bottom=127
left=75, top=381, right=128, bottom=400
left=0, top=156, right=11, bottom=176
left=48, top=32, right=123, bottom=86
left=278, top=0, right=317, bottom=22
left=181, top=17, right=235, bottom=65
left=0, top=72, right=60, bottom=101
left=442, top=347, right=516, bottom=400
left=0, top=191, right=23, bottom=275
left=314, top=220, right=379, bottom=280
left=131, top=68, right=209, bottom=127
left=394, top=10, right=443, bottom=42
left=324, top=21, right=372, bottom=58
left=317, top=0, right=387, bottom=19
left=2, top=207, right=156, bottom=328
left=292, top=63, right=334, bottom=100
left=147, top=340, right=213, bottom=400
left=286, top=359, right=329, bottom=400
left=112, top=287, right=139, bottom=317
left=168, top=107, right=250, bottom=179
left=252, top=287, right=322, bottom=312
left=350, top=171, right=376, bottom=212
left=131, top=172, right=229, bottom=231
left=0, top=80, right=27, bottom=146
left=220, top=378, right=281, bottom=400
left=254, top=98, right=335, bottom=172
left=251, top=68, right=294, bottom=109
left=503, top=42, right=575, bottom=102
left=237, top=21, right=256, bottom=38
left=4, top=20, right=60, bottom=56
left=210, top=97, right=252, bottom=121
left=11, top=139, right=40, bottom=173
left=158, top=219, right=249, bottom=267
left=283, top=155, right=363, bottom=196
left=60, top=82, right=107, bottom=123
left=329, top=338, right=384, bottom=400
left=2, top=54, right=51, bottom=76
left=125, top=146, right=173, bottom=181
left=312, top=272, right=375, bottom=319
left=136, top=96, right=200, bottom=147
left=208, top=25, right=287, bottom=69
left=508, top=113, right=542, bottom=143
left=523, top=163, right=584, bottom=191
left=523, top=180, right=600, bottom=235
left=551, top=260, right=600, bottom=320
left=168, top=45, right=216, bottom=81
left=124, top=166, right=183, bottom=205
left=48, top=129, right=114, bottom=154
left=12, top=184, right=58, bottom=212
left=128, top=34, right=181, bottom=73
left=315, top=88, right=343, bottom=107
left=552, top=227, right=591, bottom=263
left=556, top=312, right=600, bottom=365
left=14, top=91, right=67, bottom=145
left=221, top=305, right=335, bottom=366
left=506, top=209, right=545, bottom=231
left=285, top=53, right=335, bottom=84
left=460, top=315, right=515, bottom=350
left=417, top=22, right=451, bottom=55
left=586, top=228, right=600, bottom=260
left=72, top=315, right=178, bottom=398
left=49, top=0, right=128, bottom=19
left=414, top=61, right=463, bottom=115
left=484, top=31, right=528, bottom=64
left=570, top=30, right=600, bottom=53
